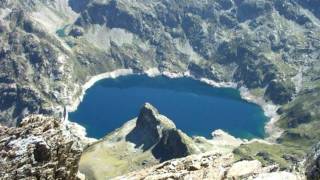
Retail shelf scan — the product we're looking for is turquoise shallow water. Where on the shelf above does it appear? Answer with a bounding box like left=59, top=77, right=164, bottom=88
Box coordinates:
left=69, top=75, right=268, bottom=139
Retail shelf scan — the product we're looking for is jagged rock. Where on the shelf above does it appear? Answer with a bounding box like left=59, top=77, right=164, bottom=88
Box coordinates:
left=152, top=129, right=197, bottom=162
left=126, top=103, right=176, bottom=150
left=0, top=115, right=82, bottom=180
left=219, top=13, right=238, bottom=28
left=115, top=152, right=302, bottom=180
left=227, top=160, right=262, bottom=178
left=128, top=103, right=198, bottom=161
left=305, top=142, right=320, bottom=180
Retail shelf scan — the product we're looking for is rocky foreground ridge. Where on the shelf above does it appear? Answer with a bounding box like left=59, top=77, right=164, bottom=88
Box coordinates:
left=0, top=115, right=82, bottom=180
left=116, top=152, right=302, bottom=180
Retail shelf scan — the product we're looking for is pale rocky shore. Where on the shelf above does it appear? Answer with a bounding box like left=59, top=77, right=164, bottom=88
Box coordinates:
left=239, top=87, right=283, bottom=142
left=66, top=69, right=134, bottom=113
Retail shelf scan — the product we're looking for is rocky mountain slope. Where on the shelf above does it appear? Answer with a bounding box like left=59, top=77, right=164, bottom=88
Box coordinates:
left=0, top=0, right=320, bottom=179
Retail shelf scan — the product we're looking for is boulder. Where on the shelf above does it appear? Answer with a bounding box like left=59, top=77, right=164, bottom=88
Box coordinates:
left=227, top=160, right=262, bottom=178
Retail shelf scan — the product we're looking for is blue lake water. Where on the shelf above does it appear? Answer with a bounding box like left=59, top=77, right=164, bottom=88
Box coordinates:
left=69, top=75, right=268, bottom=139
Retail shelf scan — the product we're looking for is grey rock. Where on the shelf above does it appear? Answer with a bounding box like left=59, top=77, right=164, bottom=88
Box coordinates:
left=306, top=142, right=320, bottom=180
left=0, top=115, right=82, bottom=180
left=126, top=103, right=176, bottom=150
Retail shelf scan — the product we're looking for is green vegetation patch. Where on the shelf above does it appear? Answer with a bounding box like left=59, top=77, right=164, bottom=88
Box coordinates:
left=233, top=142, right=305, bottom=170
left=276, top=86, right=320, bottom=150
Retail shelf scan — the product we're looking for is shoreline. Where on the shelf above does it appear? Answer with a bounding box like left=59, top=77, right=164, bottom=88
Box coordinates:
left=66, top=69, right=134, bottom=112
left=238, top=87, right=283, bottom=142
left=65, top=67, right=282, bottom=144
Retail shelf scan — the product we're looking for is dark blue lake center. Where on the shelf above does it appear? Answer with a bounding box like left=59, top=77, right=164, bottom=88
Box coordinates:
left=69, top=75, right=268, bottom=139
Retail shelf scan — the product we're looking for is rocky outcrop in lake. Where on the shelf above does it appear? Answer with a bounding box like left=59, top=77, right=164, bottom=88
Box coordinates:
left=126, top=103, right=198, bottom=161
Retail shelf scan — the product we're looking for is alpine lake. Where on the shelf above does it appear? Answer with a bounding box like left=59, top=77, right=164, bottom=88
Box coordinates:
left=69, top=75, right=268, bottom=139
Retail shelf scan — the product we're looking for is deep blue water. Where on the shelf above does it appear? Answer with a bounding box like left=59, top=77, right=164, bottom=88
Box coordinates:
left=69, top=75, right=268, bottom=139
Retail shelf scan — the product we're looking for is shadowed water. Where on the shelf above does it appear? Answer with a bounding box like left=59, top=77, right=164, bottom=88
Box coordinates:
left=69, top=75, right=268, bottom=139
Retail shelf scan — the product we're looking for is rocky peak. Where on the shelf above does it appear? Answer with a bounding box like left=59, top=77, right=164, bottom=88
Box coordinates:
left=126, top=102, right=176, bottom=150
left=136, top=102, right=176, bottom=132
left=128, top=103, right=198, bottom=160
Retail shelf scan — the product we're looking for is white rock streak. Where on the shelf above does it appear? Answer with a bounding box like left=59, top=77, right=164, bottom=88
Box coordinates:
left=239, top=87, right=282, bottom=142
left=67, top=69, right=134, bottom=112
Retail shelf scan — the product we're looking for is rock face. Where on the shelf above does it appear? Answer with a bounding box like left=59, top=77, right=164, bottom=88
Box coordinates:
left=126, top=103, right=197, bottom=160
left=115, top=152, right=302, bottom=180
left=129, top=103, right=199, bottom=159
left=152, top=129, right=193, bottom=162
left=126, top=103, right=177, bottom=150
left=0, top=115, right=82, bottom=180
